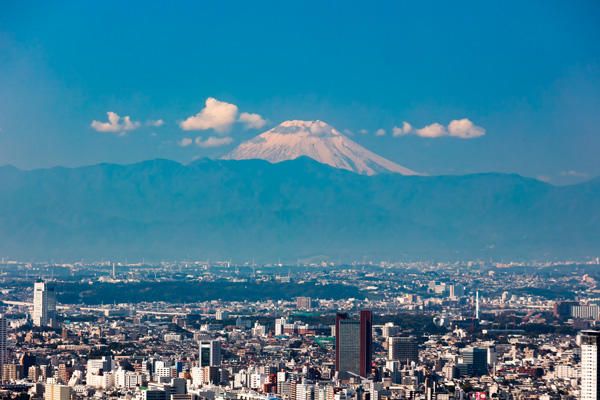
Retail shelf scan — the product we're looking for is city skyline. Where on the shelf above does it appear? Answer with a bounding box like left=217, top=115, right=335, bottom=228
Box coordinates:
left=0, top=2, right=598, bottom=399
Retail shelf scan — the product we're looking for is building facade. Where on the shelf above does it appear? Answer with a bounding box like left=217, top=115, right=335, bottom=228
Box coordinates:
left=335, top=310, right=372, bottom=379
left=199, top=340, right=221, bottom=367
left=388, top=336, right=418, bottom=364
left=581, top=330, right=600, bottom=400
left=33, top=281, right=57, bottom=327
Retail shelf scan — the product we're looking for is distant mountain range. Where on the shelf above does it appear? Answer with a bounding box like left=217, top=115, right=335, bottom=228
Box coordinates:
left=224, top=120, right=417, bottom=175
left=0, top=157, right=597, bottom=262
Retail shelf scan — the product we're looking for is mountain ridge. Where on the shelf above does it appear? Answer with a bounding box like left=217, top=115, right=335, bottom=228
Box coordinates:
left=0, top=157, right=597, bottom=262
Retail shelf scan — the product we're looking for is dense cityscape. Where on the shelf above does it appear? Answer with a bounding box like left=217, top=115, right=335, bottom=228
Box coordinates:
left=3, top=1, right=599, bottom=400
left=0, top=259, right=599, bottom=399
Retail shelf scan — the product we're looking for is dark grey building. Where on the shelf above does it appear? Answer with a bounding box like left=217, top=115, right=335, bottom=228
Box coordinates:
left=458, top=347, right=487, bottom=377
left=388, top=336, right=419, bottom=364
left=335, top=311, right=372, bottom=379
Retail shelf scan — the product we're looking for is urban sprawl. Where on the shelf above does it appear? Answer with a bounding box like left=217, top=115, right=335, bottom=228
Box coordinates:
left=0, top=260, right=599, bottom=400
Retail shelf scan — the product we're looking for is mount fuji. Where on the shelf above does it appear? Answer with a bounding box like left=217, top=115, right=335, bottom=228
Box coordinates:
left=224, top=120, right=418, bottom=175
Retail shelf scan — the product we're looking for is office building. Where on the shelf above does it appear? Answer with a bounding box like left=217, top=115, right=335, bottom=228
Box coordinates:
left=199, top=340, right=221, bottom=367
left=142, top=390, right=168, bottom=400
left=581, top=330, right=600, bottom=400
left=44, top=384, right=71, bottom=400
left=275, top=317, right=288, bottom=336
left=33, top=281, right=57, bottom=327
left=572, top=306, right=600, bottom=321
left=388, top=336, right=418, bottom=364
left=448, top=285, right=464, bottom=299
left=458, top=348, right=487, bottom=377
left=0, top=314, right=6, bottom=378
left=297, top=297, right=312, bottom=310
left=335, top=310, right=372, bottom=379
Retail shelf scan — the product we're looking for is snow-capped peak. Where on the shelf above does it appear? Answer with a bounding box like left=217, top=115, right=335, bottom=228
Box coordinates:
left=275, top=120, right=341, bottom=136
left=223, top=120, right=418, bottom=176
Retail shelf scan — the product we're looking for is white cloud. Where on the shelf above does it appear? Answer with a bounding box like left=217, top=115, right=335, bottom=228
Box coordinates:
left=180, top=98, right=239, bottom=133
left=148, top=119, right=164, bottom=127
left=238, top=112, right=267, bottom=130
left=179, top=138, right=193, bottom=147
left=393, top=119, right=486, bottom=139
left=447, top=118, right=485, bottom=138
left=415, top=123, right=447, bottom=138
left=359, top=129, right=368, bottom=134
left=392, top=121, right=412, bottom=137
left=375, top=128, right=386, bottom=136
left=195, top=136, right=234, bottom=148
left=91, top=112, right=141, bottom=134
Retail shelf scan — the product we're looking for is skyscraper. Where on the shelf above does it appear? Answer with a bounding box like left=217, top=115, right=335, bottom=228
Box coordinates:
left=581, top=330, right=600, bottom=400
left=388, top=336, right=419, bottom=364
left=199, top=340, right=221, bottom=367
left=458, top=347, right=487, bottom=377
left=0, top=314, right=7, bottom=377
left=335, top=310, right=372, bottom=379
left=33, top=280, right=57, bottom=327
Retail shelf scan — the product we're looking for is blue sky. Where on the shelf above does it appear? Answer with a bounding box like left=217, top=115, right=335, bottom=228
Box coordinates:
left=0, top=1, right=599, bottom=184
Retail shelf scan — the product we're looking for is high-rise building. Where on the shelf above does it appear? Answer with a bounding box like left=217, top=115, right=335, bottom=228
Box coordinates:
left=458, top=348, right=487, bottom=377
left=199, top=340, right=221, bottom=367
left=448, top=285, right=464, bottom=299
left=581, top=330, right=600, bottom=400
left=44, top=384, right=71, bottom=400
left=335, top=310, right=372, bottom=379
left=275, top=317, right=288, bottom=336
left=33, top=281, right=57, bottom=327
left=388, top=336, right=418, bottom=364
left=0, top=314, right=7, bottom=377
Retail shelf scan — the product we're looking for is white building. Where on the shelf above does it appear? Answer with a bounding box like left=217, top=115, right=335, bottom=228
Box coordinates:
left=296, top=383, right=314, bottom=400
left=275, top=317, right=288, bottom=336
left=155, top=366, right=173, bottom=379
left=33, top=281, right=57, bottom=327
left=86, top=356, right=114, bottom=389
left=581, top=330, right=600, bottom=400
left=252, top=322, right=266, bottom=337
left=191, top=366, right=204, bottom=387
left=164, top=333, right=182, bottom=342
left=115, top=368, right=144, bottom=389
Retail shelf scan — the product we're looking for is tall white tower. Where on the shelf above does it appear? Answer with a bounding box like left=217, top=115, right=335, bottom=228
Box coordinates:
left=32, top=280, right=57, bottom=327
left=581, top=330, right=600, bottom=400
left=475, top=291, right=480, bottom=320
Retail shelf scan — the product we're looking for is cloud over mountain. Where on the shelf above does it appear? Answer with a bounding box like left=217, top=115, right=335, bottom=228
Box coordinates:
left=180, top=98, right=239, bottom=133
left=180, top=97, right=267, bottom=133
left=239, top=112, right=267, bottom=130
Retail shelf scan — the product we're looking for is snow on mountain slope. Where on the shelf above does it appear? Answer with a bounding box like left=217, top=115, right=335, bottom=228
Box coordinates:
left=223, top=120, right=418, bottom=175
